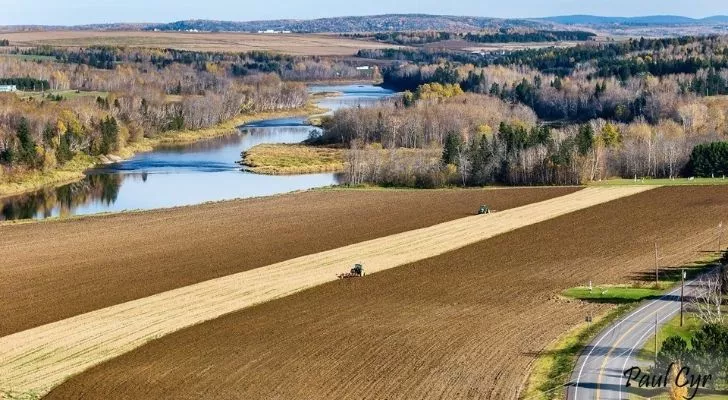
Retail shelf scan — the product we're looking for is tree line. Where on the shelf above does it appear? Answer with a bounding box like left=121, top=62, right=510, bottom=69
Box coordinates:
left=344, top=29, right=594, bottom=46
left=0, top=53, right=309, bottom=175
left=319, top=90, right=725, bottom=187
left=15, top=46, right=375, bottom=82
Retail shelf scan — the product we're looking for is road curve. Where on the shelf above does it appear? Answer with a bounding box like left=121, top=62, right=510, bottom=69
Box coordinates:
left=0, top=186, right=654, bottom=398
left=567, top=278, right=704, bottom=399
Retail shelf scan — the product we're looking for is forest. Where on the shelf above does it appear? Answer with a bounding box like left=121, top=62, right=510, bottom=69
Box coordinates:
left=3, top=33, right=728, bottom=190
left=0, top=49, right=313, bottom=178
left=320, top=35, right=728, bottom=187
left=12, top=47, right=377, bottom=81
left=343, top=29, right=595, bottom=46
left=0, top=43, right=392, bottom=183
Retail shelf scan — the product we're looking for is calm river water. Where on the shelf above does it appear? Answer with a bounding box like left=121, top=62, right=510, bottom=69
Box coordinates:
left=0, top=84, right=393, bottom=220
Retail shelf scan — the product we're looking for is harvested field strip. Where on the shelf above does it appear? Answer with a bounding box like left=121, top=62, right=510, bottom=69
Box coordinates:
left=0, top=186, right=652, bottom=397
left=0, top=188, right=577, bottom=336
left=46, top=186, right=728, bottom=400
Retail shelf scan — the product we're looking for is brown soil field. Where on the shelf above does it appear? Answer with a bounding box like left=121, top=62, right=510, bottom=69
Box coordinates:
left=0, top=31, right=399, bottom=56
left=43, top=186, right=728, bottom=400
left=0, top=187, right=577, bottom=337
left=0, top=186, right=649, bottom=397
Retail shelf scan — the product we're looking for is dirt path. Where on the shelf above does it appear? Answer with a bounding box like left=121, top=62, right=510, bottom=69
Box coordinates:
left=0, top=186, right=652, bottom=397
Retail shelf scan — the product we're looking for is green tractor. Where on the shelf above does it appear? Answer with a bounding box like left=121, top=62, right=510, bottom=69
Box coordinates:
left=338, top=263, right=366, bottom=279
left=478, top=205, right=491, bottom=215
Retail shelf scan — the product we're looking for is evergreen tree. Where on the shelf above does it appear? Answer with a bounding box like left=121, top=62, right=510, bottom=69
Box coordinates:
left=442, top=133, right=462, bottom=165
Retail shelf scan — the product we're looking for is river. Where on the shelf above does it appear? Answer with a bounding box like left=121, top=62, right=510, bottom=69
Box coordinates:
left=0, top=84, right=394, bottom=221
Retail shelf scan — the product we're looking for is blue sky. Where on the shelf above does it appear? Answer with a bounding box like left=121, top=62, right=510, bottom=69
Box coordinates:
left=1, top=0, right=725, bottom=25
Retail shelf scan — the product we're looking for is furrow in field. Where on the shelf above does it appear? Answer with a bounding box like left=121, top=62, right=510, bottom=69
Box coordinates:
left=0, top=186, right=653, bottom=397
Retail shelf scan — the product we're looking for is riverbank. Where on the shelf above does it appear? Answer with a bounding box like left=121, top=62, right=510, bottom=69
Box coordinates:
left=0, top=104, right=325, bottom=200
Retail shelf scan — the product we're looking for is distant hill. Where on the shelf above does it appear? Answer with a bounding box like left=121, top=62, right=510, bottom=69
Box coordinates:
left=543, top=15, right=728, bottom=26
left=148, top=14, right=543, bottom=33
left=2, top=14, right=727, bottom=34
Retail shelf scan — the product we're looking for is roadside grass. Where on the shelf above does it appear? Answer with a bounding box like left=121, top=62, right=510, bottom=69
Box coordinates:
left=521, top=304, right=633, bottom=400
left=241, top=144, right=346, bottom=174
left=562, top=285, right=665, bottom=304
left=636, top=313, right=704, bottom=362
left=590, top=177, right=728, bottom=186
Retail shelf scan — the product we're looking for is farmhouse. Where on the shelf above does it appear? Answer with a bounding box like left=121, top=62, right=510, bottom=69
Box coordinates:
left=0, top=85, right=17, bottom=92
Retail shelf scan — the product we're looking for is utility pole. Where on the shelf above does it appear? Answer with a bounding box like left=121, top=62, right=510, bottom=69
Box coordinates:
left=680, top=269, right=686, bottom=327
left=719, top=221, right=724, bottom=254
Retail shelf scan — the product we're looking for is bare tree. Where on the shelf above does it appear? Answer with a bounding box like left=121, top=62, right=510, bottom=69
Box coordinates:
left=690, top=270, right=725, bottom=325
left=456, top=145, right=470, bottom=187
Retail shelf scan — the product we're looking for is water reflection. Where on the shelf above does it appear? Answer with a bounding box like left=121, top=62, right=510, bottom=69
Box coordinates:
left=1, top=174, right=122, bottom=220
left=0, top=85, right=392, bottom=221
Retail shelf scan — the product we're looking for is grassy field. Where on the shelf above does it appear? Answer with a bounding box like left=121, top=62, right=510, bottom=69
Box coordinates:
left=241, top=144, right=345, bottom=174
left=562, top=285, right=665, bottom=303
left=0, top=31, right=400, bottom=56
left=34, top=186, right=728, bottom=399
left=17, top=89, right=108, bottom=101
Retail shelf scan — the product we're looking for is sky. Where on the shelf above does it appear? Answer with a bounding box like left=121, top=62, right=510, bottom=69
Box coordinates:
left=1, top=0, right=726, bottom=26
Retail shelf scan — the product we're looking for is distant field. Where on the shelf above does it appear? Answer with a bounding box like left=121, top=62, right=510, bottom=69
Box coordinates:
left=0, top=53, right=55, bottom=61
left=0, top=31, right=402, bottom=56
left=422, top=38, right=583, bottom=52
left=18, top=89, right=108, bottom=101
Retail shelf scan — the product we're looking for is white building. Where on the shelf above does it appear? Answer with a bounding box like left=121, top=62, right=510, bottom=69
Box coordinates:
left=0, top=85, right=17, bottom=92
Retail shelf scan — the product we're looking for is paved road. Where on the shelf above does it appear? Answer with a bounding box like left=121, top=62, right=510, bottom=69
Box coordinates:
left=567, top=279, right=702, bottom=400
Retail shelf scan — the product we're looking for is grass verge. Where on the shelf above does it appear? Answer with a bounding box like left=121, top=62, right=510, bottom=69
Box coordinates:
left=241, top=144, right=345, bottom=174
left=562, top=285, right=665, bottom=304
left=636, top=313, right=704, bottom=362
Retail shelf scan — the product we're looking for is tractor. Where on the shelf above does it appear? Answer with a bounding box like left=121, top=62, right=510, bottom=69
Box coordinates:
left=338, top=263, right=366, bottom=279
left=478, top=205, right=491, bottom=215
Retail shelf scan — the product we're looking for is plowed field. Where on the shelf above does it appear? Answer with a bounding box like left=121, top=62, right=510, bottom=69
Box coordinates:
left=0, top=187, right=577, bottom=336
left=0, top=186, right=653, bottom=397
left=42, top=186, right=728, bottom=400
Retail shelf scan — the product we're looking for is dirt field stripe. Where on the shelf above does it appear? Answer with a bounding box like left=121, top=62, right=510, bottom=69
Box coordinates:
left=0, top=186, right=654, bottom=397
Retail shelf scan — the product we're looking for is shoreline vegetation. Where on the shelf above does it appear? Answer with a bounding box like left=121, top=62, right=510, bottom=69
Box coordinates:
left=240, top=144, right=345, bottom=175
left=0, top=103, right=325, bottom=200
